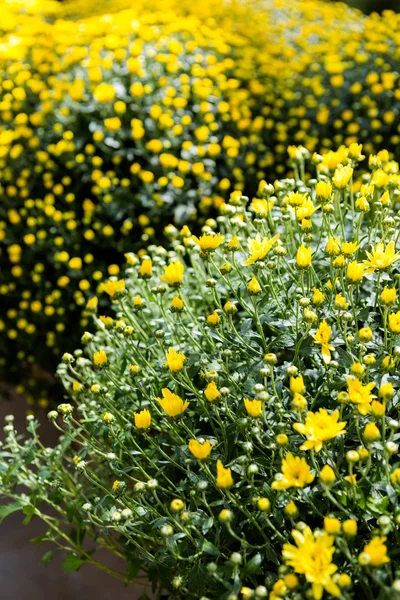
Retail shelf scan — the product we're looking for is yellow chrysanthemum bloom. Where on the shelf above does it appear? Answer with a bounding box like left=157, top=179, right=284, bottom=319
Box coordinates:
left=388, top=311, right=400, bottom=333
left=164, top=347, right=186, bottom=372
left=313, top=321, right=335, bottom=364
left=359, top=537, right=390, bottom=567
left=271, top=453, right=314, bottom=490
left=204, top=381, right=220, bottom=402
left=296, top=244, right=312, bottom=269
left=156, top=388, right=189, bottom=417
left=363, top=241, right=400, bottom=275
left=243, top=233, right=280, bottom=266
left=93, top=349, right=107, bottom=367
left=283, top=526, right=340, bottom=600
left=102, top=279, right=125, bottom=297
left=216, top=459, right=234, bottom=489
left=293, top=409, right=346, bottom=452
left=138, top=258, right=153, bottom=278
left=134, top=408, right=151, bottom=429
left=243, top=398, right=262, bottom=418
left=191, top=233, right=225, bottom=253
left=160, top=260, right=184, bottom=287
left=346, top=377, right=376, bottom=415
left=188, top=439, right=214, bottom=460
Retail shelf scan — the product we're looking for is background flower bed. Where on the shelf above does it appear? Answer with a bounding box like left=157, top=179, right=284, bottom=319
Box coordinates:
left=1, top=0, right=400, bottom=405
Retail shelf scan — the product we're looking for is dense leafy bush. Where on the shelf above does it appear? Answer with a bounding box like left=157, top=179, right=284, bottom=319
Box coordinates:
left=2, top=146, right=400, bottom=599
left=1, top=0, right=400, bottom=403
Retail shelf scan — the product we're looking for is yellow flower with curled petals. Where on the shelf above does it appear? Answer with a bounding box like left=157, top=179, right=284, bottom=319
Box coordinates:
left=296, top=245, right=312, bottom=268
left=216, top=459, right=234, bottom=489
left=138, top=259, right=152, bottom=278
left=164, top=347, right=186, bottom=372
left=347, top=377, right=376, bottom=415
left=363, top=241, right=400, bottom=275
left=244, top=398, right=262, bottom=417
left=293, top=409, right=346, bottom=452
left=160, top=260, right=184, bottom=286
left=204, top=381, right=220, bottom=402
left=134, top=409, right=151, bottom=429
left=360, top=537, right=390, bottom=567
left=157, top=388, right=189, bottom=417
left=272, top=453, right=314, bottom=490
left=191, top=233, right=224, bottom=253
left=243, top=233, right=280, bottom=266
left=102, top=279, right=125, bottom=297
left=188, top=439, right=215, bottom=460
left=313, top=321, right=335, bottom=364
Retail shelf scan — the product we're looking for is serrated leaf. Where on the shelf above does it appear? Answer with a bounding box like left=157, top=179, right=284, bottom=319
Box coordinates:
left=23, top=504, right=35, bottom=525
left=0, top=501, right=23, bottom=523
left=62, top=553, right=85, bottom=573
left=41, top=550, right=54, bottom=567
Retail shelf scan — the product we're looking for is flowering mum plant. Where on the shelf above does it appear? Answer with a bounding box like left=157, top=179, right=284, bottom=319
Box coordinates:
left=2, top=0, right=400, bottom=402
left=3, top=145, right=400, bottom=599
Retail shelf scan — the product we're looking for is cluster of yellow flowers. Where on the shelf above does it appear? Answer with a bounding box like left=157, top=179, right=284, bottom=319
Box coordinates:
left=1, top=0, right=400, bottom=401
left=2, top=145, right=400, bottom=599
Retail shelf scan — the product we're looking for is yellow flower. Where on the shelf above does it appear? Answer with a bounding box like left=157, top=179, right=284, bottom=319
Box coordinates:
left=360, top=537, right=390, bottom=567
left=243, top=233, right=280, bottom=266
left=296, top=244, right=312, bottom=269
left=295, top=198, right=319, bottom=221
left=358, top=326, right=373, bottom=342
left=216, top=459, right=234, bottom=489
left=346, top=261, right=365, bottom=283
left=87, top=296, right=98, bottom=310
left=157, top=388, right=189, bottom=417
left=391, top=468, right=400, bottom=485
left=389, top=311, right=400, bottom=333
left=93, top=349, right=107, bottom=367
left=191, top=233, right=225, bottom=253
left=244, top=398, right=263, bottom=417
left=363, top=241, right=400, bottom=275
left=188, top=439, right=214, bottom=460
left=171, top=295, right=184, bottom=312
left=324, top=517, right=341, bottom=535
left=138, top=258, right=152, bottom=278
left=315, top=181, right=332, bottom=200
left=334, top=293, right=348, bottom=310
left=343, top=520, right=357, bottom=537
left=379, top=382, right=394, bottom=401
left=313, top=321, right=335, bottom=364
left=160, top=260, right=184, bottom=286
left=271, top=453, right=314, bottom=490
left=319, top=465, right=336, bottom=486
left=341, top=241, right=359, bottom=256
left=293, top=409, right=346, bottom=452
left=102, top=279, right=125, bottom=297
left=250, top=197, right=274, bottom=215
left=207, top=311, right=221, bottom=327
left=204, top=381, right=220, bottom=402
left=325, top=237, right=340, bottom=256
left=312, top=288, right=325, bottom=305
left=363, top=422, right=380, bottom=443
left=282, top=526, right=340, bottom=600
left=247, top=277, right=262, bottom=295
left=134, top=409, right=151, bottom=429
left=93, top=82, right=115, bottom=103
left=346, top=377, right=376, bottom=415
left=164, top=347, right=186, bottom=372
left=332, top=164, right=353, bottom=188
left=290, top=375, right=305, bottom=395
left=381, top=286, right=396, bottom=306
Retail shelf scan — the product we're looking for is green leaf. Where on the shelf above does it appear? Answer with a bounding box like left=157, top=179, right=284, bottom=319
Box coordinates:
left=41, top=550, right=54, bottom=567
left=23, top=504, right=36, bottom=525
left=201, top=540, right=220, bottom=556
left=61, top=553, right=85, bottom=573
left=0, top=501, right=23, bottom=524
left=242, top=553, right=262, bottom=576
left=126, top=557, right=142, bottom=582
